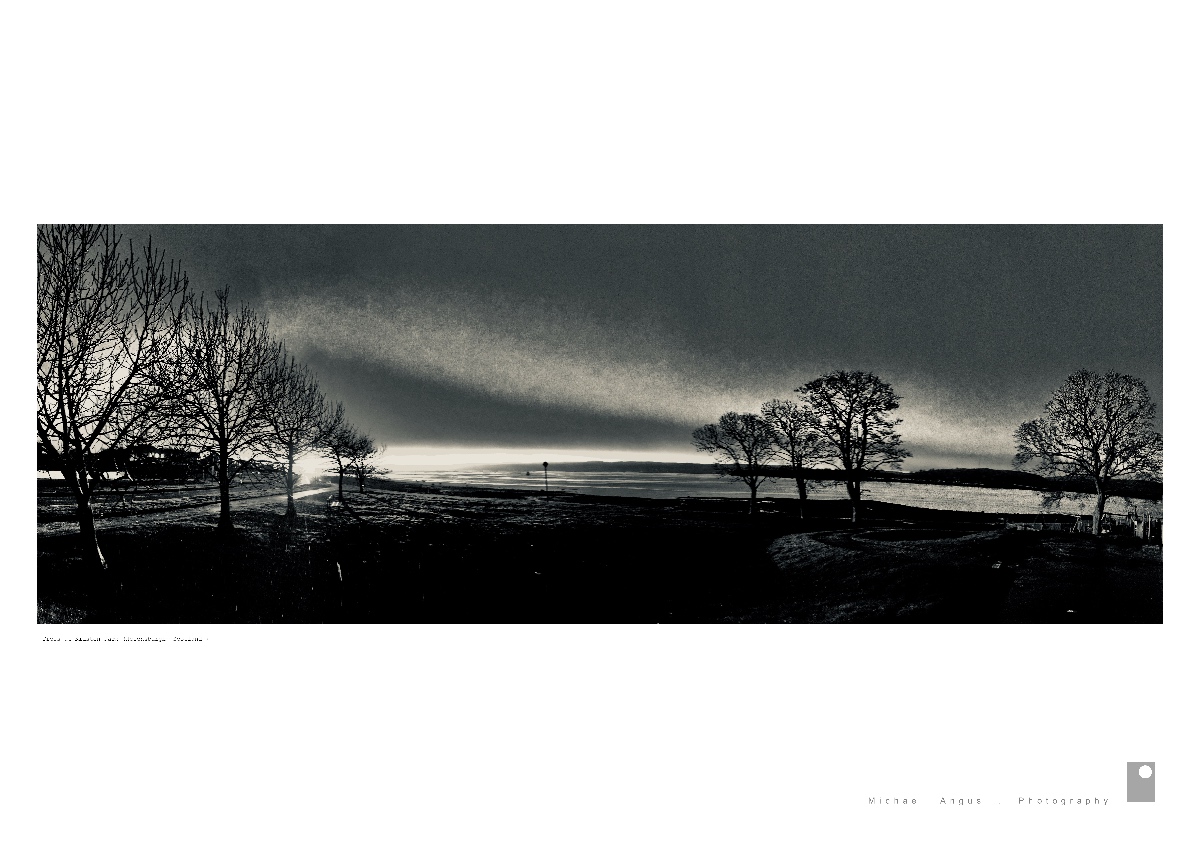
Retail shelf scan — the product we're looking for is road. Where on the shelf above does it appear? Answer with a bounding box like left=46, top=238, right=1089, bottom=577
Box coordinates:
left=36, top=485, right=338, bottom=537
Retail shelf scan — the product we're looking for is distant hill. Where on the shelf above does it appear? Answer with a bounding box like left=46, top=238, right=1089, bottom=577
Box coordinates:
left=896, top=467, right=1161, bottom=500
left=472, top=461, right=717, bottom=475
left=901, top=468, right=1052, bottom=489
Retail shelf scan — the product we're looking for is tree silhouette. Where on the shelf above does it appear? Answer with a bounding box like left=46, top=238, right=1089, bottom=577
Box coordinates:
left=262, top=351, right=326, bottom=521
left=316, top=401, right=358, bottom=503
left=346, top=434, right=387, bottom=494
left=692, top=411, right=777, bottom=514
left=1015, top=369, right=1162, bottom=535
left=168, top=288, right=279, bottom=533
left=761, top=397, right=835, bottom=518
left=796, top=370, right=910, bottom=524
left=37, top=225, right=190, bottom=569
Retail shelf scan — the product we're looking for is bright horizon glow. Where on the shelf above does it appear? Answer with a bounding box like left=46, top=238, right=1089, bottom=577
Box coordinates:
left=377, top=447, right=705, bottom=467
left=289, top=445, right=1015, bottom=475
left=289, top=447, right=704, bottom=480
left=39, top=447, right=1019, bottom=481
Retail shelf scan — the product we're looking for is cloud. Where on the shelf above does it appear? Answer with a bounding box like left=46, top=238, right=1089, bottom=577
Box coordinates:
left=262, top=281, right=1076, bottom=467
left=265, top=286, right=783, bottom=427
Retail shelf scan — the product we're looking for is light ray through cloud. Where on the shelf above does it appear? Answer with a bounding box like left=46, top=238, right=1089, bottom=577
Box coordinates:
left=266, top=286, right=789, bottom=427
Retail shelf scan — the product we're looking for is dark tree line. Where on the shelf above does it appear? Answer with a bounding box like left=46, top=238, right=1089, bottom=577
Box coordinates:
left=694, top=370, right=909, bottom=520
left=37, top=225, right=386, bottom=569
left=695, top=368, right=1161, bottom=532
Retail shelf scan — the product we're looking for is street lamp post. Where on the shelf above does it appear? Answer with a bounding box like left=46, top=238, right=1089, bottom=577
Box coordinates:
left=542, top=461, right=549, bottom=498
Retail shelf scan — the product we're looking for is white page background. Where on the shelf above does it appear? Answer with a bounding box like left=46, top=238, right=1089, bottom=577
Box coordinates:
left=5, top=3, right=1193, bottom=845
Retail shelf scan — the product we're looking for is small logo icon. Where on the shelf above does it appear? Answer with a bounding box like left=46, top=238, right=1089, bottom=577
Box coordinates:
left=1127, top=762, right=1155, bottom=802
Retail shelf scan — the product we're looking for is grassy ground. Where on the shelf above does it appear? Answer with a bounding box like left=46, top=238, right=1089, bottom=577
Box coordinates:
left=762, top=527, right=1161, bottom=623
left=36, top=481, right=1163, bottom=624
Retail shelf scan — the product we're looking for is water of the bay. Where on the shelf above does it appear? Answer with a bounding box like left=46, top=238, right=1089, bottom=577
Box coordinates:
left=386, top=468, right=1163, bottom=518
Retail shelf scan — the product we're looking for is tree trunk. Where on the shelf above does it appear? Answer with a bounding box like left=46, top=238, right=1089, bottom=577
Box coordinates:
left=64, top=466, right=107, bottom=570
left=75, top=491, right=107, bottom=570
left=749, top=481, right=758, bottom=515
left=1092, top=482, right=1108, bottom=537
left=358, top=472, right=366, bottom=494
left=285, top=450, right=296, bottom=521
left=847, top=477, right=861, bottom=524
left=336, top=462, right=345, bottom=502
left=218, top=449, right=233, bottom=533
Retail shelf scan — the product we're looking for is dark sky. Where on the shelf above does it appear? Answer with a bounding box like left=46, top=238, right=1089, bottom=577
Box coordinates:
left=122, top=225, right=1162, bottom=469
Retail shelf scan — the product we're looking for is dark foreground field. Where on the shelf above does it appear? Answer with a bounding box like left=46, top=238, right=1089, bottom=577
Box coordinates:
left=37, top=481, right=1163, bottom=624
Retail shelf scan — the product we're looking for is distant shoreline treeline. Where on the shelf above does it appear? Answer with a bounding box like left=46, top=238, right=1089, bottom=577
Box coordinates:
left=472, top=462, right=1162, bottom=500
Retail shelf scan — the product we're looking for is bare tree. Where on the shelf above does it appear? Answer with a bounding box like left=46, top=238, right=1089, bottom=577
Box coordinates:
left=346, top=434, right=388, bottom=494
left=37, top=225, right=189, bottom=569
left=796, top=370, right=910, bottom=524
left=168, top=288, right=279, bottom=533
left=316, top=401, right=357, bottom=503
left=761, top=398, right=835, bottom=519
left=692, top=411, right=777, bottom=514
left=1015, top=369, right=1162, bottom=535
left=261, top=351, right=326, bottom=521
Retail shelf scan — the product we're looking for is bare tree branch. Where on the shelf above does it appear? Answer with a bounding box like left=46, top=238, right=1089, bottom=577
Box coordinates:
left=761, top=397, right=836, bottom=518
left=1014, top=369, right=1162, bottom=535
left=692, top=411, right=776, bottom=514
left=164, top=288, right=279, bottom=532
left=260, top=349, right=327, bottom=520
left=315, top=401, right=358, bottom=503
left=795, top=370, right=911, bottom=523
left=37, top=225, right=190, bottom=569
left=346, top=435, right=388, bottom=494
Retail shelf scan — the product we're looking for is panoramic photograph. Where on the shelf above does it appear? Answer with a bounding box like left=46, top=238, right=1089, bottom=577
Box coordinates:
left=36, top=224, right=1163, bottom=624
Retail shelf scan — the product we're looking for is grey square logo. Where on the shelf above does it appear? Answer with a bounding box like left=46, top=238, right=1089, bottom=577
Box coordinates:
left=1127, top=762, right=1155, bottom=802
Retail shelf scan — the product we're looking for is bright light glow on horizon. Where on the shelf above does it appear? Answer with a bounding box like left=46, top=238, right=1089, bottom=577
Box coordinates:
left=290, top=444, right=1016, bottom=476
left=289, top=447, right=705, bottom=479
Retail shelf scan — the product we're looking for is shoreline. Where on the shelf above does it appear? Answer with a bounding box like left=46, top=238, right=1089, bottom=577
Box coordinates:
left=376, top=462, right=1163, bottom=501
left=354, top=476, right=1091, bottom=527
left=35, top=473, right=1158, bottom=537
